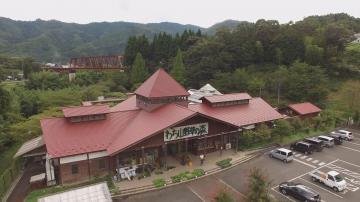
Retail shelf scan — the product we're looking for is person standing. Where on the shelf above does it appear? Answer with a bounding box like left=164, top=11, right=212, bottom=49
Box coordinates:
left=200, top=153, right=205, bottom=165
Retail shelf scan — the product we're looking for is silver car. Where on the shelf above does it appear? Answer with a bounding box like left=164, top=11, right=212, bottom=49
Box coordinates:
left=269, top=148, right=294, bottom=163
left=317, top=136, right=334, bottom=147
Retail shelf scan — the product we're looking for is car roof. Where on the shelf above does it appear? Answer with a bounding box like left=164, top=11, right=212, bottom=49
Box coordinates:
left=328, top=171, right=340, bottom=176
left=297, top=141, right=311, bottom=145
left=318, top=135, right=334, bottom=140
left=304, top=137, right=322, bottom=142
left=277, top=148, right=292, bottom=153
left=339, top=129, right=350, bottom=133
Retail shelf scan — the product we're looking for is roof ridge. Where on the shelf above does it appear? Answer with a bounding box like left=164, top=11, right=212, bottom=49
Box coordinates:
left=62, top=104, right=109, bottom=109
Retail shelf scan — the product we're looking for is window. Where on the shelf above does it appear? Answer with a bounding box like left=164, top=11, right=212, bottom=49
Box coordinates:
left=98, top=159, right=106, bottom=169
left=71, top=164, right=79, bottom=174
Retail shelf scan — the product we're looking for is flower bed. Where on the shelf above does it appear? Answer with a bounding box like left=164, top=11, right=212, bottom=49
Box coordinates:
left=152, top=178, right=166, bottom=188
left=170, top=168, right=205, bottom=183
left=216, top=158, right=232, bottom=169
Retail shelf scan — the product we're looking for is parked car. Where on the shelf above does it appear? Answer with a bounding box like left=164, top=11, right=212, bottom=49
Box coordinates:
left=328, top=134, right=343, bottom=145
left=331, top=130, right=353, bottom=141
left=317, top=136, right=335, bottom=147
left=279, top=182, right=321, bottom=202
left=303, top=137, right=324, bottom=152
left=290, top=141, right=316, bottom=155
left=309, top=170, right=347, bottom=192
left=269, top=148, right=294, bottom=163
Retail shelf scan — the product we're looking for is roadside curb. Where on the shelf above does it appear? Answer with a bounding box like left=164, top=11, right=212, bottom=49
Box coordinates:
left=112, top=152, right=262, bottom=199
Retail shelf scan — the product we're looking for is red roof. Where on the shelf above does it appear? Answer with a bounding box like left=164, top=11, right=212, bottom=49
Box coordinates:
left=202, top=93, right=252, bottom=103
left=62, top=105, right=110, bottom=118
left=41, top=110, right=139, bottom=158
left=135, top=68, right=189, bottom=98
left=107, top=104, right=196, bottom=155
left=110, top=95, right=138, bottom=112
left=42, top=104, right=197, bottom=158
left=288, top=102, right=321, bottom=115
left=189, top=97, right=282, bottom=127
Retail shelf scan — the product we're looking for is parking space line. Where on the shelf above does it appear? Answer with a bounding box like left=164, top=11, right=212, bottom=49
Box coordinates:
left=346, top=141, right=360, bottom=146
left=295, top=154, right=302, bottom=157
left=288, top=159, right=339, bottom=182
left=319, top=162, right=326, bottom=166
left=313, top=160, right=319, bottom=164
left=293, top=158, right=317, bottom=168
left=300, top=156, right=307, bottom=159
left=271, top=187, right=296, bottom=202
left=298, top=177, right=344, bottom=199
left=217, top=178, right=246, bottom=198
left=186, top=185, right=206, bottom=202
left=306, top=158, right=313, bottom=161
left=338, top=159, right=360, bottom=168
left=340, top=145, right=360, bottom=153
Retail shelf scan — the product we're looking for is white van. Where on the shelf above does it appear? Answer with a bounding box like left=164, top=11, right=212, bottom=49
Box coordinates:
left=333, top=130, right=353, bottom=141
left=318, top=136, right=335, bottom=147
left=269, top=148, right=294, bottom=163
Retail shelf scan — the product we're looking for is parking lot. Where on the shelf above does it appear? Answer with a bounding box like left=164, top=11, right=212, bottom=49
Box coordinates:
left=116, top=128, right=360, bottom=202
left=270, top=128, right=360, bottom=202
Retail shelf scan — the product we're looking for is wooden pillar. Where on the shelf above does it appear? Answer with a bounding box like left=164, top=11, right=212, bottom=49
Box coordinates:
left=141, top=146, right=145, bottom=174
left=185, top=138, right=188, bottom=153
left=87, top=154, right=91, bottom=180
left=163, top=143, right=168, bottom=169
left=236, top=132, right=239, bottom=153
left=220, top=134, right=224, bottom=156
left=204, top=135, right=208, bottom=156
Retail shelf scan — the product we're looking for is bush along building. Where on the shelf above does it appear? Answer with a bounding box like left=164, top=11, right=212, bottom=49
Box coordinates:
left=16, top=68, right=283, bottom=185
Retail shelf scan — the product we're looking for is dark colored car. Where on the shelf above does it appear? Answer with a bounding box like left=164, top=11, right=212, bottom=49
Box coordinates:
left=328, top=134, right=343, bottom=145
left=290, top=141, right=315, bottom=155
left=304, top=137, right=324, bottom=152
left=279, top=182, right=321, bottom=202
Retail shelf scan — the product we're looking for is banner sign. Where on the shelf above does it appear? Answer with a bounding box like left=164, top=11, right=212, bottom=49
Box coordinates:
left=164, top=123, right=208, bottom=142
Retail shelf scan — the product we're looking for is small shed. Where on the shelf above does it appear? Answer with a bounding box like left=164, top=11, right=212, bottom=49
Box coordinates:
left=282, top=102, right=321, bottom=118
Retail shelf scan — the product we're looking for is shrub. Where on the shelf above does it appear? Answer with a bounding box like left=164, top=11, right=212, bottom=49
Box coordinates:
left=185, top=173, right=196, bottom=180
left=216, top=158, right=232, bottom=169
left=215, top=190, right=234, bottom=202
left=152, top=178, right=166, bottom=188
left=154, top=170, right=163, bottom=175
left=192, top=169, right=205, bottom=177
left=171, top=175, right=182, bottom=183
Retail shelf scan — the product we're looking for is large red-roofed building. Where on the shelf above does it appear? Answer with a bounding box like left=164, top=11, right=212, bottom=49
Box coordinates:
left=25, top=68, right=283, bottom=185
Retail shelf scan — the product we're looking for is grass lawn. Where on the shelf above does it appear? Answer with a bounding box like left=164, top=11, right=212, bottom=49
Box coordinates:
left=25, top=175, right=117, bottom=202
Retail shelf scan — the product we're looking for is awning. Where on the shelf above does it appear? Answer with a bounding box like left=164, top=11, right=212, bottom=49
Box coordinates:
left=14, top=136, right=45, bottom=158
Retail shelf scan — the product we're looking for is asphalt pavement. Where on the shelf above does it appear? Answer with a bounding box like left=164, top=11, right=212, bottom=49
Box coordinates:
left=115, top=128, right=360, bottom=202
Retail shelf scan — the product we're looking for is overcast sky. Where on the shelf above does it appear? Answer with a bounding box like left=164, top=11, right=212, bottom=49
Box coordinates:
left=0, top=0, right=359, bottom=27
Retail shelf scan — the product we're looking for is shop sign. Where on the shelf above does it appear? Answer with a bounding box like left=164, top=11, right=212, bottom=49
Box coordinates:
left=164, top=123, right=208, bottom=142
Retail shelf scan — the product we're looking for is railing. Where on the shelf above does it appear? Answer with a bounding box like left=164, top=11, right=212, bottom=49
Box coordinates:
left=0, top=158, right=21, bottom=200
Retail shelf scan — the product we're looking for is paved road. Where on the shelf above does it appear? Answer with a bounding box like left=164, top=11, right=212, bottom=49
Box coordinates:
left=115, top=128, right=360, bottom=202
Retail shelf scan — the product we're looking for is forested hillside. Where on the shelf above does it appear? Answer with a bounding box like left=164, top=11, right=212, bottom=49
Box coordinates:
left=0, top=14, right=359, bottom=192
left=0, top=17, right=201, bottom=63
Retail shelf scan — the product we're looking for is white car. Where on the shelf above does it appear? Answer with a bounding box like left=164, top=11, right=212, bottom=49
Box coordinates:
left=332, top=130, right=353, bottom=141
left=309, top=170, right=347, bottom=192
left=269, top=148, right=294, bottom=163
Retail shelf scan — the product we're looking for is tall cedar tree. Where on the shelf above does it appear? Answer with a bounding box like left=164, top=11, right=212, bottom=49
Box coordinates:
left=170, top=49, right=186, bottom=85
left=130, top=53, right=148, bottom=85
left=247, top=168, right=272, bottom=202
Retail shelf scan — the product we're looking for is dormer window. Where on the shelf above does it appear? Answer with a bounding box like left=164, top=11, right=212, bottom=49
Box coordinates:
left=201, top=93, right=252, bottom=108
left=62, top=105, right=110, bottom=123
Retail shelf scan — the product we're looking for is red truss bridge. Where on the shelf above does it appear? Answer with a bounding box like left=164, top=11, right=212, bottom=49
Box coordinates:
left=44, top=55, right=126, bottom=73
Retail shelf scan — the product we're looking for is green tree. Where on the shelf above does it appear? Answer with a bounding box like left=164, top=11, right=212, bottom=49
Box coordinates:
left=170, top=49, right=186, bottom=85
left=305, top=44, right=324, bottom=65
left=271, top=120, right=294, bottom=140
left=130, top=53, right=148, bottom=85
left=247, top=168, right=272, bottom=202
left=0, top=86, right=11, bottom=115
left=215, top=190, right=234, bottom=202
